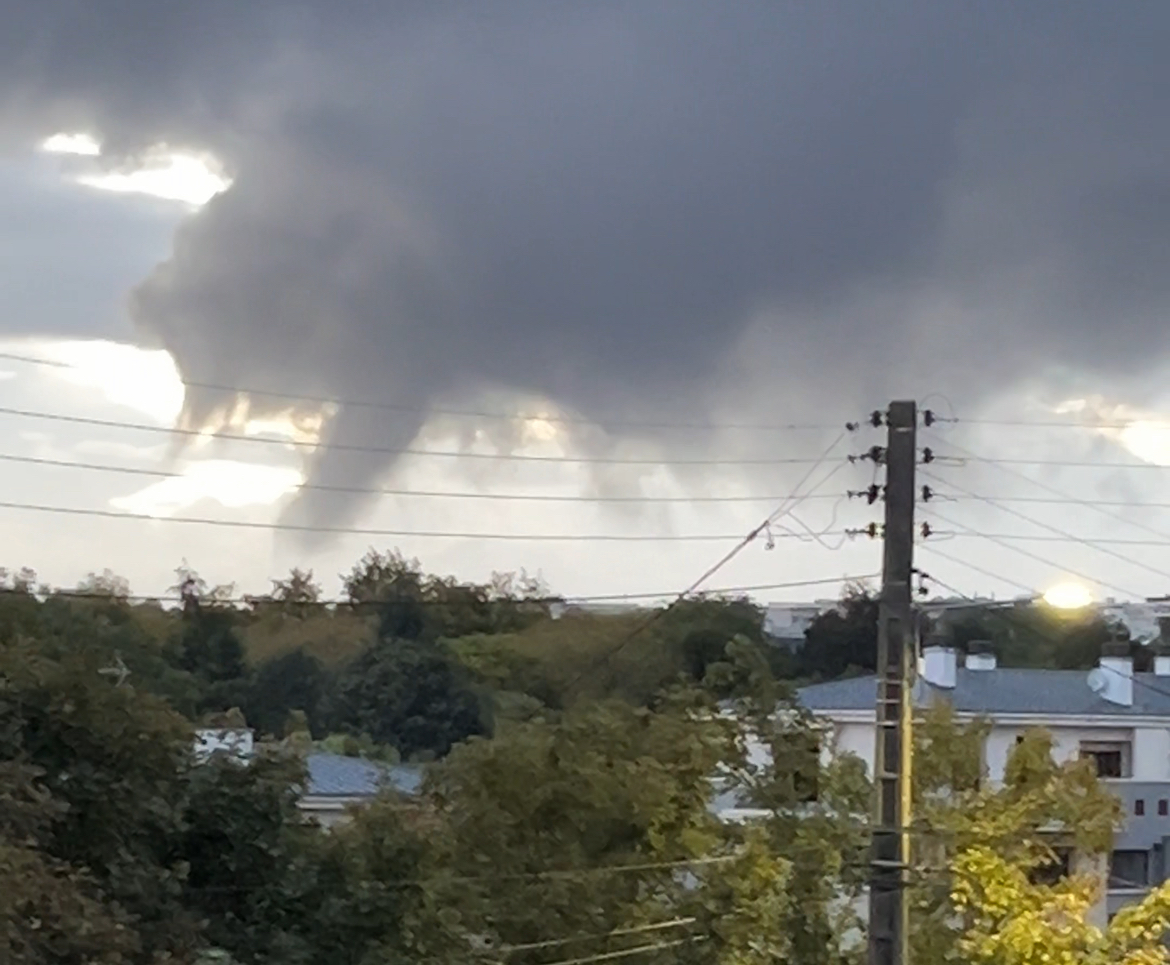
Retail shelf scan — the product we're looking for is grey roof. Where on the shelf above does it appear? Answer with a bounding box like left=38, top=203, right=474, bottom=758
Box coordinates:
left=305, top=753, right=423, bottom=798
left=798, top=669, right=1170, bottom=717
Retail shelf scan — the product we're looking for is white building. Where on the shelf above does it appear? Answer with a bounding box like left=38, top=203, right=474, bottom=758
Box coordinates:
left=763, top=601, right=833, bottom=648
left=798, top=642, right=1170, bottom=920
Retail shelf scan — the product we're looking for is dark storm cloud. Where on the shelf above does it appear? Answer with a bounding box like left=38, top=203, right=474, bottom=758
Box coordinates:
left=4, top=1, right=1170, bottom=534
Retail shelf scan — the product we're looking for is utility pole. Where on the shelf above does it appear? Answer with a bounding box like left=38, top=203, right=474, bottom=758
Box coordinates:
left=868, top=400, right=917, bottom=965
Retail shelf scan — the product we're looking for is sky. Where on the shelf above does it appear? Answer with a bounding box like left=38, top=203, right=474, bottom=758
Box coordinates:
left=2, top=2, right=1170, bottom=607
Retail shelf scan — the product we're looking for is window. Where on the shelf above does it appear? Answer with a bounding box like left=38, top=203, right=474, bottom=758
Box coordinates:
left=1135, top=798, right=1145, bottom=816
left=1030, top=847, right=1072, bottom=886
left=1109, top=850, right=1150, bottom=890
left=793, top=734, right=820, bottom=803
left=1080, top=741, right=1132, bottom=778
left=1160, top=800, right=1168, bottom=817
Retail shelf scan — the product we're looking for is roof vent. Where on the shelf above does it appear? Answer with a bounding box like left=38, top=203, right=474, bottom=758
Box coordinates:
left=1097, top=643, right=1134, bottom=706
left=922, top=645, right=956, bottom=689
left=964, top=640, right=997, bottom=671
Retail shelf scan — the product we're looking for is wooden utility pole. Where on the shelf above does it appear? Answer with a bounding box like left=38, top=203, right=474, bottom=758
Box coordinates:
left=868, top=400, right=917, bottom=965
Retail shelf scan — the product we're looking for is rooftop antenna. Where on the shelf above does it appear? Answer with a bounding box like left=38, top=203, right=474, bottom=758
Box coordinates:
left=98, top=652, right=130, bottom=687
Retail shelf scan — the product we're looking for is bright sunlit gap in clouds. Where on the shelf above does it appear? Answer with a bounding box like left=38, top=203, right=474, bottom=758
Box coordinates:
left=39, top=131, right=231, bottom=206
left=110, top=460, right=304, bottom=517
left=1054, top=396, right=1170, bottom=466
left=0, top=337, right=315, bottom=514
left=42, top=132, right=101, bottom=156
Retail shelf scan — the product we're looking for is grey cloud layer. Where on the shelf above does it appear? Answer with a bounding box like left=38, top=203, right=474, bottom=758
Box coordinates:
left=4, top=2, right=1170, bottom=534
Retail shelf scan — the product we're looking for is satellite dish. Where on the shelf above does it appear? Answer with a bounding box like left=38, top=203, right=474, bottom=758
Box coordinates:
left=1087, top=668, right=1109, bottom=695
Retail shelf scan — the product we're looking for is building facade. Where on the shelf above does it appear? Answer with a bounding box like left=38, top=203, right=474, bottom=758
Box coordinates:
left=798, top=644, right=1170, bottom=919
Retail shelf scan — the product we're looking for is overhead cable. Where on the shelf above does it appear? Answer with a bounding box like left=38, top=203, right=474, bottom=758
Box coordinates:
left=0, top=350, right=836, bottom=432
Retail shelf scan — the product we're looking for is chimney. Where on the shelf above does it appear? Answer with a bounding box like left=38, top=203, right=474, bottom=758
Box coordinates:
left=922, top=645, right=957, bottom=689
left=964, top=640, right=997, bottom=671
left=1154, top=632, right=1170, bottom=677
left=1098, top=639, right=1134, bottom=706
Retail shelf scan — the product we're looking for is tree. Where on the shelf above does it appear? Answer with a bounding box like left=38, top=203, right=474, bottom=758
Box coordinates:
left=0, top=761, right=138, bottom=963
left=174, top=601, right=251, bottom=715
left=73, top=569, right=133, bottom=603
left=178, top=749, right=315, bottom=963
left=246, top=569, right=323, bottom=620
left=946, top=603, right=1117, bottom=671
left=953, top=848, right=1170, bottom=965
left=910, top=707, right=1123, bottom=964
left=659, top=597, right=767, bottom=682
left=717, top=666, right=871, bottom=965
left=330, top=635, right=484, bottom=758
left=0, top=640, right=201, bottom=959
left=796, top=588, right=877, bottom=680
left=243, top=649, right=331, bottom=738
left=428, top=687, right=736, bottom=958
left=342, top=549, right=550, bottom=643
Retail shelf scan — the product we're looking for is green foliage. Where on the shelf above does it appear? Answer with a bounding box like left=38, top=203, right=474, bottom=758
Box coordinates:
left=331, top=635, right=484, bottom=758
left=0, top=761, right=138, bottom=964
left=910, top=712, right=1123, bottom=964
left=175, top=603, right=251, bottom=714
left=946, top=603, right=1124, bottom=671
left=243, top=648, right=331, bottom=738
left=178, top=749, right=314, bottom=962
left=0, top=641, right=201, bottom=959
left=428, top=687, right=735, bottom=956
left=795, top=588, right=877, bottom=680
left=314, top=731, right=401, bottom=763
left=721, top=682, right=870, bottom=965
left=344, top=549, right=551, bottom=642
left=953, top=848, right=1170, bottom=965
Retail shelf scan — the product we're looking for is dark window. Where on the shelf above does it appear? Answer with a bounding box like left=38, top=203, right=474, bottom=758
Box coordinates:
left=1080, top=746, right=1126, bottom=778
left=1136, top=799, right=1145, bottom=816
left=794, top=736, right=820, bottom=803
left=1030, top=848, right=1072, bottom=886
left=1159, top=800, right=1168, bottom=817
left=1109, top=850, right=1150, bottom=889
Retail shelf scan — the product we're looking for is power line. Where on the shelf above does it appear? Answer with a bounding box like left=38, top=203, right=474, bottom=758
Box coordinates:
left=34, top=572, right=879, bottom=609
left=962, top=494, right=1170, bottom=513
left=499, top=919, right=695, bottom=954
left=917, top=543, right=1041, bottom=598
left=948, top=416, right=1170, bottom=431
left=942, top=530, right=1170, bottom=549
left=0, top=451, right=838, bottom=505
left=0, top=499, right=858, bottom=542
left=920, top=469, right=1170, bottom=583
left=565, top=434, right=856, bottom=689
left=0, top=350, right=836, bottom=433
left=923, top=508, right=1147, bottom=599
left=188, top=854, right=742, bottom=894
left=955, top=452, right=1170, bottom=471
left=0, top=404, right=841, bottom=466
left=925, top=435, right=1170, bottom=542
left=513, top=939, right=693, bottom=965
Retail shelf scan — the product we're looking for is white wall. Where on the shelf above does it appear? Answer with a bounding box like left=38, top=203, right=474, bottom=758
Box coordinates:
left=833, top=723, right=875, bottom=771
left=1133, top=727, right=1170, bottom=781
left=821, top=717, right=1170, bottom=786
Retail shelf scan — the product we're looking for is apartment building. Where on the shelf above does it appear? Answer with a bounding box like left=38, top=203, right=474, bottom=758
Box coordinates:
left=798, top=641, right=1170, bottom=919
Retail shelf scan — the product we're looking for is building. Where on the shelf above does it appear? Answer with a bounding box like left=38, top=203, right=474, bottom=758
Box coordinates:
left=192, top=729, right=423, bottom=828
left=300, top=752, right=424, bottom=828
left=763, top=602, right=830, bottom=649
left=798, top=642, right=1170, bottom=920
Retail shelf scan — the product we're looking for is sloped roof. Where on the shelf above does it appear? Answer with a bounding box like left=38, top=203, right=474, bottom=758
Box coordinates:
left=798, top=669, right=1170, bottom=717
left=305, top=753, right=424, bottom=798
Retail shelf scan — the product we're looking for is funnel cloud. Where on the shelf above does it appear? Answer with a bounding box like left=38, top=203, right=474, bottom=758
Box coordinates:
left=4, top=2, right=1170, bottom=536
